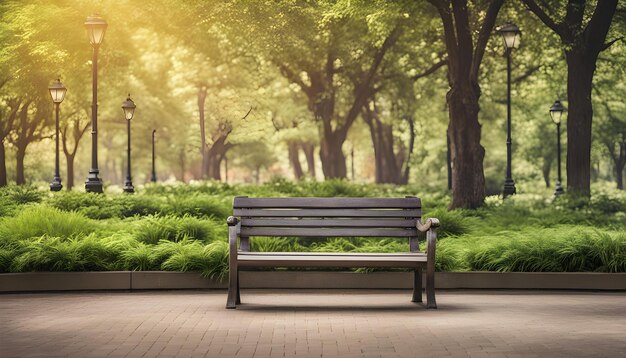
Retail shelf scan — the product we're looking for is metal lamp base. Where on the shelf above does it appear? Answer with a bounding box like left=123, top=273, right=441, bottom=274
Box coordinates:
left=502, top=178, right=516, bottom=198
left=85, top=170, right=103, bottom=193
left=123, top=178, right=134, bottom=193
left=50, top=177, right=63, bottom=192
left=554, top=182, right=564, bottom=196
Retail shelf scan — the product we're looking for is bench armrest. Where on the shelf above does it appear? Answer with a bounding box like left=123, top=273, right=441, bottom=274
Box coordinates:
left=227, top=216, right=240, bottom=261
left=417, top=218, right=439, bottom=270
left=416, top=218, right=440, bottom=232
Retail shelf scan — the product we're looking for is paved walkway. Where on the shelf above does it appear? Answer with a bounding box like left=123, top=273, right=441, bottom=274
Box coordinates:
left=1, top=290, right=625, bottom=357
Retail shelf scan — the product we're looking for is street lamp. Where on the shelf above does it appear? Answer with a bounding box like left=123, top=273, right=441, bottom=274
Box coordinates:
left=497, top=22, right=521, bottom=198
left=48, top=79, right=67, bottom=192
left=550, top=100, right=566, bottom=196
left=84, top=14, right=107, bottom=193
left=151, top=129, right=157, bottom=183
left=122, top=94, right=136, bottom=193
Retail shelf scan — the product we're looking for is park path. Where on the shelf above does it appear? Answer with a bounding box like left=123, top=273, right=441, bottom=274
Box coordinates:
left=1, top=289, right=625, bottom=357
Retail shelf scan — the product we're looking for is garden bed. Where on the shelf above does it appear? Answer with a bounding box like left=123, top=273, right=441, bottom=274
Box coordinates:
left=1, top=182, right=625, bottom=280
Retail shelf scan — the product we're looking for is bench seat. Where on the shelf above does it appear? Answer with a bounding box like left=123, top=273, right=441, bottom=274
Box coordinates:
left=237, top=251, right=428, bottom=268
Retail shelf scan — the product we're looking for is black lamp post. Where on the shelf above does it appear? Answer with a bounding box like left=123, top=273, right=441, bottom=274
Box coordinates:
left=497, top=22, right=521, bottom=198
left=550, top=100, right=566, bottom=196
left=151, top=129, right=157, bottom=183
left=84, top=14, right=107, bottom=193
left=122, top=94, right=136, bottom=193
left=48, top=79, right=67, bottom=192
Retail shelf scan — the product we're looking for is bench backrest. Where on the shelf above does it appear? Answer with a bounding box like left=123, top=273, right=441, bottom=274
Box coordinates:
left=233, top=197, right=421, bottom=246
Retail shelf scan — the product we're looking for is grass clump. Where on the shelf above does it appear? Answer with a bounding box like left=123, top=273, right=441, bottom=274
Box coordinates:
left=132, top=215, right=222, bottom=244
left=0, top=206, right=96, bottom=245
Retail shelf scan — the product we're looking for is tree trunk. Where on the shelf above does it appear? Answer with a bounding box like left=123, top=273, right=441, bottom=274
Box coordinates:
left=287, top=141, right=304, bottom=180
left=302, top=143, right=316, bottom=178
left=66, top=153, right=75, bottom=190
left=448, top=85, right=486, bottom=209
left=542, top=158, right=551, bottom=188
left=207, top=137, right=229, bottom=181
left=15, top=145, right=26, bottom=185
left=198, top=86, right=208, bottom=179
left=565, top=51, right=595, bottom=196
left=617, top=167, right=624, bottom=190
left=319, top=133, right=347, bottom=179
left=0, top=141, right=6, bottom=186
left=207, top=151, right=222, bottom=180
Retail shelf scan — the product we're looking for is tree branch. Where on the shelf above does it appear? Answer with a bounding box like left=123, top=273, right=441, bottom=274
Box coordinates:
left=411, top=58, right=447, bottom=82
left=512, top=65, right=542, bottom=84
left=522, top=0, right=564, bottom=37
left=601, top=36, right=624, bottom=52
left=471, top=0, right=505, bottom=82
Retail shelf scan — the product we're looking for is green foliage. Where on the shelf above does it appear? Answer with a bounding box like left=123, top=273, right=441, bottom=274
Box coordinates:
left=0, top=185, right=43, bottom=204
left=459, top=227, right=626, bottom=273
left=163, top=194, right=230, bottom=219
left=0, top=183, right=625, bottom=277
left=0, top=206, right=96, bottom=245
left=10, top=234, right=117, bottom=272
left=132, top=215, right=222, bottom=244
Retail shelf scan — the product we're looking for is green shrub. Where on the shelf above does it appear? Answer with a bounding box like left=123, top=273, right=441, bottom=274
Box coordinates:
left=0, top=206, right=96, bottom=244
left=120, top=243, right=158, bottom=271
left=423, top=208, right=471, bottom=237
left=132, top=215, right=221, bottom=244
left=46, top=191, right=111, bottom=212
left=164, top=194, right=230, bottom=219
left=464, top=227, right=626, bottom=273
left=10, top=234, right=117, bottom=272
left=0, top=185, right=44, bottom=205
left=0, top=248, right=17, bottom=272
left=112, top=195, right=164, bottom=217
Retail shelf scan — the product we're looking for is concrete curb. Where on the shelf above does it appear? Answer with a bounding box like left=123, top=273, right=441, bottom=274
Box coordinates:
left=1, top=271, right=625, bottom=292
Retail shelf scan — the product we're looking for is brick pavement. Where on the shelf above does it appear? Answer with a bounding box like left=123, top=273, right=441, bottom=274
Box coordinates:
left=1, top=290, right=625, bottom=357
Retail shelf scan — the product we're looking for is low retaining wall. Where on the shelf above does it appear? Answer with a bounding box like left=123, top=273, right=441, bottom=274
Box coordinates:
left=2, top=271, right=626, bottom=292
left=0, top=271, right=626, bottom=292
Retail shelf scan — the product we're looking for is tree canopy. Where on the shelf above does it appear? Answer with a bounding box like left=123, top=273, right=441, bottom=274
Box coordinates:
left=0, top=0, right=624, bottom=207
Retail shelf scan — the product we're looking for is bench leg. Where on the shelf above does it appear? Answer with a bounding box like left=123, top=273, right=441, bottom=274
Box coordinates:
left=226, top=263, right=238, bottom=309
left=235, top=269, right=241, bottom=305
left=426, top=259, right=437, bottom=309
left=412, top=268, right=422, bottom=303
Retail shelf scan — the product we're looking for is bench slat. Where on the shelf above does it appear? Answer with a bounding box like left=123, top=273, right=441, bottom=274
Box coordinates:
left=240, top=218, right=417, bottom=228
left=240, top=227, right=418, bottom=237
left=237, top=252, right=426, bottom=268
left=233, top=208, right=421, bottom=218
left=234, top=197, right=421, bottom=208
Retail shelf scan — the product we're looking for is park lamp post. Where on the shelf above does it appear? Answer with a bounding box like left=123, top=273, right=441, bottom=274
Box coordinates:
left=84, top=14, right=107, bottom=193
left=498, top=22, right=521, bottom=198
left=550, top=100, right=566, bottom=196
left=151, top=129, right=157, bottom=183
left=48, top=79, right=67, bottom=192
left=122, top=95, right=136, bottom=193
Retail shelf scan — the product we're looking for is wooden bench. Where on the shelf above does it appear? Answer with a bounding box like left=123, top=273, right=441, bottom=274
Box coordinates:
left=226, top=196, right=440, bottom=309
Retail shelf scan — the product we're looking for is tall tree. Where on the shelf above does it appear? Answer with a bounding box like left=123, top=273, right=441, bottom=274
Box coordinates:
left=428, top=0, right=505, bottom=208
left=9, top=98, right=51, bottom=184
left=61, top=109, right=90, bottom=190
left=522, top=0, right=620, bottom=196
left=0, top=93, right=18, bottom=187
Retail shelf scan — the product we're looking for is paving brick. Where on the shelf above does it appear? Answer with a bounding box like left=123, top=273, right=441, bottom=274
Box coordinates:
left=1, top=290, right=626, bottom=357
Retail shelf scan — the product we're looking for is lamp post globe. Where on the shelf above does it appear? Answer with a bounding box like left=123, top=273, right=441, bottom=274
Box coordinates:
left=550, top=100, right=566, bottom=196
left=84, top=14, right=107, bottom=193
left=497, top=22, right=521, bottom=198
left=48, top=79, right=67, bottom=192
left=122, top=94, right=136, bottom=193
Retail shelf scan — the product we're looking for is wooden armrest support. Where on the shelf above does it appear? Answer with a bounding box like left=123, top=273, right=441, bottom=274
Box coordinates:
left=416, top=218, right=440, bottom=232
